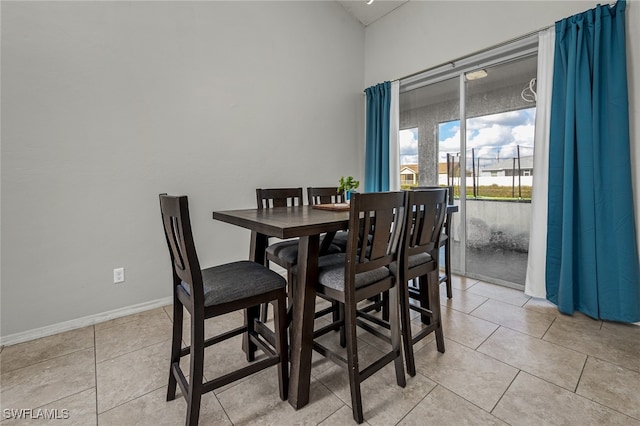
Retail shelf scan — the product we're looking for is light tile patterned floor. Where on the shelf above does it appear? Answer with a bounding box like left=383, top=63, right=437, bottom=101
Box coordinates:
left=2, top=276, right=640, bottom=425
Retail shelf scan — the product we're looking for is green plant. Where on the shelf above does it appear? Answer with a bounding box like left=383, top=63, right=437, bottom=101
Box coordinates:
left=338, top=176, right=360, bottom=194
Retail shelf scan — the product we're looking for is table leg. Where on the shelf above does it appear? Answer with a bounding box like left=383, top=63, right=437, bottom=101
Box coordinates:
left=319, top=231, right=336, bottom=255
left=288, top=234, right=319, bottom=409
left=245, top=231, right=269, bottom=354
left=249, top=231, right=268, bottom=264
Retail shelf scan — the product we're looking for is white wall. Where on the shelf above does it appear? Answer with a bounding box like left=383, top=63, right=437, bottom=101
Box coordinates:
left=365, top=0, right=640, bottom=246
left=1, top=1, right=365, bottom=340
left=365, top=1, right=604, bottom=87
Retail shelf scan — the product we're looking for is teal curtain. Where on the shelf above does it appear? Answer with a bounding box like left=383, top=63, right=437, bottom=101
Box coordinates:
left=365, top=81, right=391, bottom=192
left=546, top=0, right=640, bottom=322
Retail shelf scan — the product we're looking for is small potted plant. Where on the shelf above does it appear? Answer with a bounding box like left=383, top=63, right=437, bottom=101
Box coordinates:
left=338, top=176, right=360, bottom=203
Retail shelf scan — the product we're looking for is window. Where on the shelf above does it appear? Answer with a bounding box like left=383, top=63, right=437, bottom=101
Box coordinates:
left=399, top=128, right=418, bottom=188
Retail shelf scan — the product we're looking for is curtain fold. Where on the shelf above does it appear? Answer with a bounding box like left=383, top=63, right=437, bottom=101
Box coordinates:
left=524, top=27, right=555, bottom=298
left=546, top=0, right=640, bottom=322
left=389, top=81, right=400, bottom=191
left=365, top=81, right=391, bottom=192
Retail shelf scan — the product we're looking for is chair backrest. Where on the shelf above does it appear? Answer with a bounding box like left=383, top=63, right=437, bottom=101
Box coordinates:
left=159, top=194, right=203, bottom=304
left=307, top=187, right=345, bottom=205
left=256, top=188, right=304, bottom=209
left=414, top=185, right=453, bottom=205
left=345, top=191, right=407, bottom=288
left=403, top=188, right=448, bottom=267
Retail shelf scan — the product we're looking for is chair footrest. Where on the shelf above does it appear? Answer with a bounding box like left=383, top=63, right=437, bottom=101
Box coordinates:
left=359, top=349, right=401, bottom=382
left=356, top=318, right=391, bottom=344
left=409, top=304, right=434, bottom=318
left=202, top=353, right=281, bottom=394
left=312, top=341, right=348, bottom=367
left=412, top=323, right=439, bottom=345
left=314, top=305, right=337, bottom=320
left=356, top=310, right=390, bottom=329
left=179, top=325, right=247, bottom=357
left=313, top=320, right=343, bottom=339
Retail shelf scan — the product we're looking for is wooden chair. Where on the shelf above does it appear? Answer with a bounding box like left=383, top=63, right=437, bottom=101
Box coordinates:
left=414, top=185, right=454, bottom=298
left=306, top=186, right=350, bottom=323
left=159, top=194, right=288, bottom=426
left=306, top=186, right=349, bottom=252
left=312, top=191, right=407, bottom=424
left=397, top=188, right=447, bottom=377
left=257, top=188, right=341, bottom=318
left=256, top=188, right=305, bottom=286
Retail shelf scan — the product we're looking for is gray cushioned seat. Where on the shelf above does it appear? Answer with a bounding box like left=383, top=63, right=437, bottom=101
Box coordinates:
left=266, top=240, right=341, bottom=264
left=389, top=253, right=433, bottom=276
left=330, top=231, right=350, bottom=252
left=180, top=261, right=286, bottom=307
left=317, top=254, right=392, bottom=292
left=290, top=253, right=346, bottom=275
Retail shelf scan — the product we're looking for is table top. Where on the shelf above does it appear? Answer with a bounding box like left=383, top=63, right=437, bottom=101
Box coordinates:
left=213, top=205, right=350, bottom=239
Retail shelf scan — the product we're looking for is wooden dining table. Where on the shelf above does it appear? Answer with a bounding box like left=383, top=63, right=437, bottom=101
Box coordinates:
left=213, top=201, right=459, bottom=410
left=213, top=204, right=350, bottom=409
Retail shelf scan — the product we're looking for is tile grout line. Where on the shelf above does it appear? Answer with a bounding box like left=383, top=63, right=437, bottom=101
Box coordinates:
left=474, top=323, right=502, bottom=350
left=95, top=383, right=167, bottom=418
left=312, top=378, right=347, bottom=425
left=540, top=325, right=640, bottom=374
left=490, top=369, right=522, bottom=423
left=392, top=378, right=438, bottom=425
left=95, top=337, right=172, bottom=366
left=525, top=365, right=640, bottom=423
left=572, top=355, right=589, bottom=394
left=539, top=312, right=558, bottom=340
left=432, top=380, right=507, bottom=420
left=0, top=346, right=94, bottom=376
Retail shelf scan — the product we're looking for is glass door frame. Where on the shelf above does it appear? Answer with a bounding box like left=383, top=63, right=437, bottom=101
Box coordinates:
left=399, top=34, right=538, bottom=284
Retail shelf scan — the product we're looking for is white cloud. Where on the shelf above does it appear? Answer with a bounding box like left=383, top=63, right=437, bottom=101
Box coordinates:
left=401, top=154, right=418, bottom=164
left=437, top=109, right=536, bottom=163
left=400, top=129, right=418, bottom=165
left=512, top=124, right=535, bottom=145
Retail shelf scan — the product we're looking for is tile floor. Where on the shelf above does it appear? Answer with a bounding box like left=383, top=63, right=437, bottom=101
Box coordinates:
left=2, top=275, right=640, bottom=425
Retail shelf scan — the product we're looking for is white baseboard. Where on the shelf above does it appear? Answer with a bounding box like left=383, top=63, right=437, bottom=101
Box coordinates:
left=0, top=296, right=173, bottom=347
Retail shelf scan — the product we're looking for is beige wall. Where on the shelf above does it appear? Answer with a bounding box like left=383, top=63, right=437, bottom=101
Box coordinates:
left=1, top=1, right=365, bottom=340
left=365, top=0, right=640, bottom=248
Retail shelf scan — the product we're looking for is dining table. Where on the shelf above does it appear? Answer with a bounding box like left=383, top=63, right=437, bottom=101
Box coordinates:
left=213, top=204, right=350, bottom=409
left=212, top=201, right=459, bottom=410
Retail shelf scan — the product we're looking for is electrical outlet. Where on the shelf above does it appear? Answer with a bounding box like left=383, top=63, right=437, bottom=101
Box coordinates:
left=113, top=268, right=125, bottom=284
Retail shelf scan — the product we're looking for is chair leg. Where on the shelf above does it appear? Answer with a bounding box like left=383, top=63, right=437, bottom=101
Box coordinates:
left=418, top=276, right=432, bottom=325
left=186, top=315, right=205, bottom=426
left=260, top=302, right=269, bottom=322
left=389, top=285, right=407, bottom=387
left=398, top=277, right=417, bottom=377
left=428, top=270, right=445, bottom=353
left=344, top=301, right=364, bottom=424
left=260, top=257, right=274, bottom=322
left=274, top=293, right=289, bottom=401
left=370, top=294, right=382, bottom=312
left=245, top=305, right=260, bottom=362
left=339, top=303, right=346, bottom=348
left=381, top=290, right=390, bottom=322
left=167, top=298, right=183, bottom=401
left=331, top=301, right=340, bottom=324
left=445, top=220, right=453, bottom=299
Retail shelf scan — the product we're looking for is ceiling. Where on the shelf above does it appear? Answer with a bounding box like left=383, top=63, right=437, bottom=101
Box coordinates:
left=336, top=0, right=409, bottom=26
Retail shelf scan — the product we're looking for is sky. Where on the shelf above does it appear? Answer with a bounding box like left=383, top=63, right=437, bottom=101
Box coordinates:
left=399, top=107, right=536, bottom=166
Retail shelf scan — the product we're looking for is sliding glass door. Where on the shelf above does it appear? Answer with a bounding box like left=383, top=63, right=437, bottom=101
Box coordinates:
left=463, top=56, right=537, bottom=286
left=399, top=38, right=538, bottom=288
